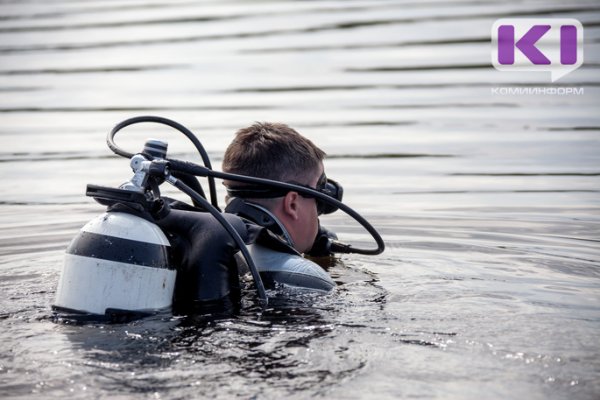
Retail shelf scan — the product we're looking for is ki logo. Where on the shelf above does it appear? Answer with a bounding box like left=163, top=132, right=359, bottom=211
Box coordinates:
left=492, top=19, right=584, bottom=82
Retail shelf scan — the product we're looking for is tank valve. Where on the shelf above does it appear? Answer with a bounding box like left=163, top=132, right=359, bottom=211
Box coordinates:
left=120, top=139, right=169, bottom=192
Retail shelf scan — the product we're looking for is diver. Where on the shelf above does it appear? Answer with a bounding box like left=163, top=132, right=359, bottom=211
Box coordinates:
left=222, top=122, right=337, bottom=256
left=222, top=122, right=340, bottom=290
left=154, top=122, right=338, bottom=314
left=144, top=123, right=341, bottom=313
left=53, top=115, right=383, bottom=321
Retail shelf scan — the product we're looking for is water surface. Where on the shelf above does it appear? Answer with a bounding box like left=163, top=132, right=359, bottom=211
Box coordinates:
left=0, top=1, right=599, bottom=399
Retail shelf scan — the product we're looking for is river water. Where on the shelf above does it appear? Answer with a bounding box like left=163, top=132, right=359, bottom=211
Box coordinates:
left=0, top=0, right=599, bottom=399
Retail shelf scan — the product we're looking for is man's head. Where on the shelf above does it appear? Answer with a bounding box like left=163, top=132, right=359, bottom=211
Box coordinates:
left=222, top=122, right=326, bottom=253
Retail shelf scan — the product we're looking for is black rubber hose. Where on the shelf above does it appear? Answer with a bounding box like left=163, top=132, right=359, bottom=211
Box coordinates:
left=107, top=115, right=220, bottom=210
left=167, top=159, right=385, bottom=256
left=165, top=174, right=268, bottom=305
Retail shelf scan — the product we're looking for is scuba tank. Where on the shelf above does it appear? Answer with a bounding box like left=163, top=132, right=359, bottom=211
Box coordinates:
left=53, top=140, right=178, bottom=318
left=54, top=212, right=175, bottom=316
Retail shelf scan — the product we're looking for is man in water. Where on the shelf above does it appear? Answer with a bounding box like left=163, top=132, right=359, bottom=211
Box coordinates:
left=222, top=122, right=334, bottom=256
left=156, top=122, right=337, bottom=313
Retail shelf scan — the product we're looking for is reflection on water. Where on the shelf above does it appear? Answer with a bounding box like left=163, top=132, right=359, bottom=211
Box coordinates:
left=0, top=0, right=599, bottom=399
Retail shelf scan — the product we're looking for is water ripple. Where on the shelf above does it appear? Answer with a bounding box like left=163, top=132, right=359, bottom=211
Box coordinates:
left=241, top=37, right=491, bottom=54
left=1, top=4, right=598, bottom=54
left=0, top=16, right=237, bottom=33
left=328, top=153, right=454, bottom=159
left=0, top=64, right=185, bottom=75
left=450, top=172, right=600, bottom=176
left=0, top=105, right=275, bottom=113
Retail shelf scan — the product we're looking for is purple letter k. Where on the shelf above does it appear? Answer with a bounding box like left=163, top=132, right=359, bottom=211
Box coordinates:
left=498, top=25, right=551, bottom=65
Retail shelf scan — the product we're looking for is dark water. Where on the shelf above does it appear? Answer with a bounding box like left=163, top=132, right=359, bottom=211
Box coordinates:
left=1, top=0, right=599, bottom=399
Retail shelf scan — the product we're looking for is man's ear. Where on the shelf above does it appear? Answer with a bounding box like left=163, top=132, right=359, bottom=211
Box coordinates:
left=282, top=191, right=300, bottom=220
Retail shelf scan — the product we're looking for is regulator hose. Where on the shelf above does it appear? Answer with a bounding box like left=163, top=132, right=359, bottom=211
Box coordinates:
left=166, top=159, right=385, bottom=256
left=107, top=115, right=220, bottom=209
left=164, top=174, right=268, bottom=305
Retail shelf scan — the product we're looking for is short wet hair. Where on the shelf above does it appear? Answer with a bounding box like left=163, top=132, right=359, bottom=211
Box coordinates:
left=222, top=122, right=326, bottom=184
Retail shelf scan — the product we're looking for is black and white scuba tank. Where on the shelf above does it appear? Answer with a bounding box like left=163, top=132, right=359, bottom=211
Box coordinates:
left=54, top=211, right=176, bottom=316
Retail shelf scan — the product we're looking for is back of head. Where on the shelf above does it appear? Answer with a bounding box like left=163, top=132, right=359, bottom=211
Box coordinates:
left=222, top=122, right=325, bottom=184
